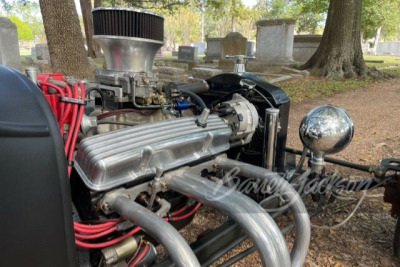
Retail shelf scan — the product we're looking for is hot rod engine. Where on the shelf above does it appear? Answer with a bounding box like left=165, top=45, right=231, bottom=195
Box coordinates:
left=2, top=6, right=400, bottom=267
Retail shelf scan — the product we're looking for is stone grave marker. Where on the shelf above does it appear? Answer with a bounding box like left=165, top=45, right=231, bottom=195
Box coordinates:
left=178, top=46, right=198, bottom=61
left=247, top=41, right=256, bottom=57
left=191, top=42, right=206, bottom=54
left=219, top=32, right=247, bottom=69
left=0, top=17, right=21, bottom=70
left=204, top=38, right=223, bottom=61
left=293, top=35, right=321, bottom=63
left=35, top=43, right=50, bottom=61
left=247, top=19, right=296, bottom=72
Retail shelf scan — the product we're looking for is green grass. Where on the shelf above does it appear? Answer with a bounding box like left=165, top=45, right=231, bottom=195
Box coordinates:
left=277, top=55, right=400, bottom=102
left=19, top=49, right=31, bottom=56
left=364, top=55, right=400, bottom=68
left=363, top=55, right=400, bottom=77
left=279, top=78, right=374, bottom=102
left=380, top=66, right=400, bottom=77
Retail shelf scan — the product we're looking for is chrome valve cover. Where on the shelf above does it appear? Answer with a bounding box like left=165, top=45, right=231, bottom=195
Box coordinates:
left=75, top=115, right=232, bottom=191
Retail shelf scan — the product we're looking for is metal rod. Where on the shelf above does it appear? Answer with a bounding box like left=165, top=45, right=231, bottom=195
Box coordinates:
left=165, top=172, right=291, bottom=267
left=285, top=147, right=372, bottom=173
left=105, top=194, right=200, bottom=267
left=263, top=108, right=280, bottom=170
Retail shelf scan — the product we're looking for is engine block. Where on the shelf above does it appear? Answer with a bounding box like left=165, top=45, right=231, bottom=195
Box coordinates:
left=75, top=114, right=232, bottom=191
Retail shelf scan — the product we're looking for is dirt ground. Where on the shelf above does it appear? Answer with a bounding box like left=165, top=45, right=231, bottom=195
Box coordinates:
left=180, top=78, right=400, bottom=267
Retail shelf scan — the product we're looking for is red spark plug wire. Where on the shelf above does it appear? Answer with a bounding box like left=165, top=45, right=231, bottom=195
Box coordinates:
left=38, top=81, right=66, bottom=130
left=75, top=226, right=141, bottom=249
left=128, top=244, right=149, bottom=267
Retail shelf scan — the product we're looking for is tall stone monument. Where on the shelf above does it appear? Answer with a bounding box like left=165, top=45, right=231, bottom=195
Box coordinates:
left=248, top=19, right=296, bottom=71
left=0, top=17, right=21, bottom=71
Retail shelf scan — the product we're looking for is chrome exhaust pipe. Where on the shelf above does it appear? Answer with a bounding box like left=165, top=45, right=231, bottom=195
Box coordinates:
left=215, top=156, right=311, bottom=267
left=103, top=193, right=200, bottom=267
left=164, top=171, right=291, bottom=267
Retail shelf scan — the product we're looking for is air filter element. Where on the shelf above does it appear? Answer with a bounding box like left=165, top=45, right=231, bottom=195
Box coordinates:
left=92, top=7, right=164, bottom=73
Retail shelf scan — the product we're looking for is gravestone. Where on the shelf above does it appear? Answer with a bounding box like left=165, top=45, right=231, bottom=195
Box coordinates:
left=178, top=46, right=198, bottom=62
left=292, top=35, right=321, bottom=63
left=247, top=41, right=256, bottom=57
left=36, top=43, right=50, bottom=61
left=221, top=32, right=247, bottom=58
left=204, top=38, right=223, bottom=61
left=0, top=17, right=21, bottom=70
left=191, top=42, right=206, bottom=54
left=219, top=32, right=247, bottom=69
left=376, top=42, right=400, bottom=55
left=252, top=19, right=296, bottom=69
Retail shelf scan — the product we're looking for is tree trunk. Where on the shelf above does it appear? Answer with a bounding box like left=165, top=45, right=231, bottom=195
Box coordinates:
left=94, top=0, right=102, bottom=8
left=398, top=12, right=400, bottom=41
left=39, top=0, right=93, bottom=79
left=301, top=0, right=370, bottom=79
left=201, top=7, right=205, bottom=42
left=372, top=27, right=382, bottom=55
left=80, top=0, right=101, bottom=58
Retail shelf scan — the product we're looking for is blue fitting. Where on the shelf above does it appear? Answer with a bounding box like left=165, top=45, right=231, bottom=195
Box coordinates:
left=175, top=100, right=190, bottom=110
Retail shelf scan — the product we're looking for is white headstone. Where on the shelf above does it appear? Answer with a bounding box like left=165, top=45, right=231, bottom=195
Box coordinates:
left=191, top=42, right=206, bottom=54
left=255, top=19, right=296, bottom=64
left=0, top=17, right=21, bottom=70
left=205, top=38, right=223, bottom=60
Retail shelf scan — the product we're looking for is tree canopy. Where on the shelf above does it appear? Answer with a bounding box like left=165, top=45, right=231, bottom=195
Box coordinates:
left=0, top=0, right=45, bottom=40
left=8, top=15, right=33, bottom=41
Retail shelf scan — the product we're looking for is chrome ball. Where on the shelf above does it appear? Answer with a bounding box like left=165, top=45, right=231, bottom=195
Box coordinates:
left=299, top=105, right=354, bottom=155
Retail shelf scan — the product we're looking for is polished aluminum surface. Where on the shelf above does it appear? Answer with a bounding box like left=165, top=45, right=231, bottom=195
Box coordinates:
left=165, top=171, right=291, bottom=267
left=216, top=156, right=311, bottom=267
left=94, top=35, right=163, bottom=72
left=106, top=194, right=200, bottom=267
left=299, top=104, right=354, bottom=155
left=25, top=67, right=38, bottom=84
left=75, top=115, right=231, bottom=191
left=263, top=108, right=279, bottom=170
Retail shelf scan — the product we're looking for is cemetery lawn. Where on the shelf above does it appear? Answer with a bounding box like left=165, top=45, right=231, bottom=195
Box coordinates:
left=279, top=78, right=374, bottom=102
left=280, top=55, right=400, bottom=102
left=364, top=55, right=400, bottom=77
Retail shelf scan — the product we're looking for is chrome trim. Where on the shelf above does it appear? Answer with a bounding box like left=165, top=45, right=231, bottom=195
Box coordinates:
left=93, top=35, right=163, bottom=73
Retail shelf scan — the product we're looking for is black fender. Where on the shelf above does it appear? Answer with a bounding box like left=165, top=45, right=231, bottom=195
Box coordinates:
left=0, top=67, right=77, bottom=267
